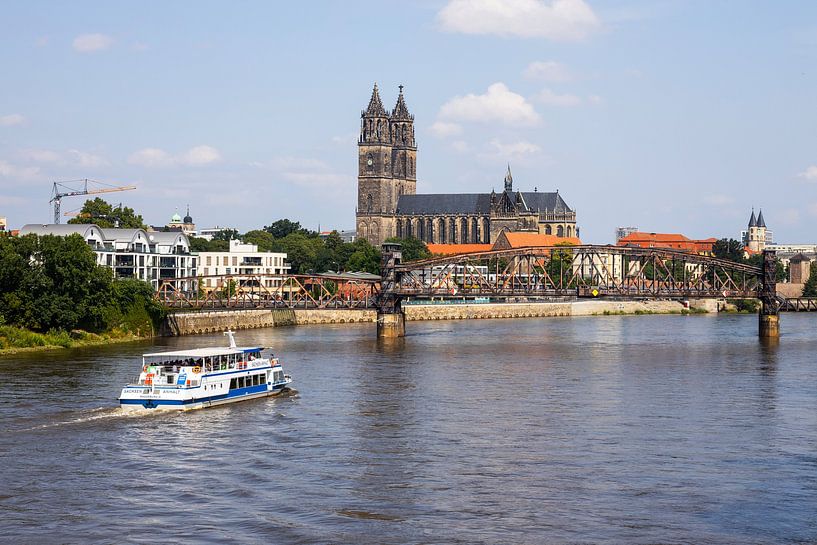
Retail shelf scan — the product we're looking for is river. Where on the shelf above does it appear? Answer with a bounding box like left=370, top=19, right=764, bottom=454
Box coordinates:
left=1, top=313, right=816, bottom=544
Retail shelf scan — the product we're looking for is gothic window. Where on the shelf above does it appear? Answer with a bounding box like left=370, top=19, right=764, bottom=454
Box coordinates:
left=482, top=218, right=490, bottom=243
left=449, top=218, right=457, bottom=244
left=406, top=219, right=413, bottom=238
left=567, top=226, right=573, bottom=238
left=376, top=120, right=382, bottom=138
left=460, top=218, right=468, bottom=244
left=438, top=218, right=446, bottom=244
left=557, top=225, right=564, bottom=237
left=371, top=223, right=379, bottom=241
left=366, top=194, right=373, bottom=213
left=545, top=225, right=552, bottom=235
left=418, top=218, right=425, bottom=241
left=359, top=223, right=368, bottom=240
left=471, top=218, right=479, bottom=244
left=426, top=218, right=434, bottom=243
left=396, top=219, right=403, bottom=238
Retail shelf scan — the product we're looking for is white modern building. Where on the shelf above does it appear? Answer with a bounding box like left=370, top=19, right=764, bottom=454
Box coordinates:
left=19, top=224, right=197, bottom=291
left=196, top=226, right=236, bottom=241
left=197, top=239, right=290, bottom=291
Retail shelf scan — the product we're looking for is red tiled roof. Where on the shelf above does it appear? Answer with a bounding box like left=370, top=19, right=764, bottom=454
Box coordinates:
left=617, top=232, right=715, bottom=253
left=497, top=232, right=582, bottom=248
left=427, top=244, right=493, bottom=256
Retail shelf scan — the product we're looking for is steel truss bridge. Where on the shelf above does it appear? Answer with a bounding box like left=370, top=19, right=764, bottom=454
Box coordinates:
left=156, top=273, right=381, bottom=310
left=389, top=245, right=765, bottom=300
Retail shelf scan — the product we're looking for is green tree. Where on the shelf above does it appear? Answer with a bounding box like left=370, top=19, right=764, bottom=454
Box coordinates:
left=384, top=236, right=430, bottom=262
left=242, top=230, right=278, bottom=252
left=67, top=198, right=146, bottom=229
left=189, top=237, right=229, bottom=252
left=212, top=228, right=239, bottom=242
left=265, top=219, right=314, bottom=239
left=712, top=238, right=745, bottom=263
left=803, top=262, right=817, bottom=297
left=345, top=239, right=381, bottom=274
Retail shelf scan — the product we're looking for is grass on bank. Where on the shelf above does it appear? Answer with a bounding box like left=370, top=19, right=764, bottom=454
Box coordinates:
left=0, top=325, right=141, bottom=354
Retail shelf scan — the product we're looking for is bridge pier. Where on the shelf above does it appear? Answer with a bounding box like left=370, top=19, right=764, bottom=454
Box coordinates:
left=759, top=249, right=780, bottom=339
left=377, top=242, right=406, bottom=338
left=377, top=310, right=405, bottom=338
left=759, top=313, right=779, bottom=338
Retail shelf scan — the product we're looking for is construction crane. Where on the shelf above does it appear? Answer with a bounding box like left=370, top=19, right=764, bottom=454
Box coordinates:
left=50, top=179, right=136, bottom=224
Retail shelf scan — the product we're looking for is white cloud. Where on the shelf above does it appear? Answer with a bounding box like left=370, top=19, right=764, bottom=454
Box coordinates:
left=524, top=60, right=572, bottom=82
left=797, top=165, right=817, bottom=181
left=484, top=138, right=542, bottom=160
left=437, top=0, right=600, bottom=41
left=128, top=145, right=221, bottom=168
left=439, top=82, right=540, bottom=126
left=22, top=149, right=61, bottom=163
left=535, top=88, right=582, bottom=107
left=128, top=148, right=174, bottom=167
left=255, top=156, right=352, bottom=189
left=68, top=149, right=108, bottom=168
left=331, top=132, right=358, bottom=145
left=588, top=94, right=603, bottom=105
left=180, top=145, right=221, bottom=166
left=73, top=33, right=114, bottom=52
left=0, top=114, right=26, bottom=127
left=0, top=160, right=40, bottom=180
left=430, top=121, right=463, bottom=137
left=22, top=148, right=107, bottom=167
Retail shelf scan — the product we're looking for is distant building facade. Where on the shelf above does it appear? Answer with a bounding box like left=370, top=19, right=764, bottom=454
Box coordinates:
left=615, top=226, right=638, bottom=243
left=197, top=239, right=290, bottom=291
left=356, top=84, right=578, bottom=246
left=19, top=224, right=196, bottom=290
left=617, top=232, right=717, bottom=255
left=0, top=216, right=6, bottom=232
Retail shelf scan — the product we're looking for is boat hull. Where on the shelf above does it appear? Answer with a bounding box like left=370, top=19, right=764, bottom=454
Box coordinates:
left=119, top=381, right=292, bottom=411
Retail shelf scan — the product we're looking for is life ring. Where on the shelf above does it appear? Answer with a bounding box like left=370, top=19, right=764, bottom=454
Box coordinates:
left=192, top=366, right=202, bottom=374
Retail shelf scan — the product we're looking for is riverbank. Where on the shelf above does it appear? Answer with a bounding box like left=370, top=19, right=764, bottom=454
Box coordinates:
left=0, top=326, right=144, bottom=355
left=161, top=299, right=721, bottom=336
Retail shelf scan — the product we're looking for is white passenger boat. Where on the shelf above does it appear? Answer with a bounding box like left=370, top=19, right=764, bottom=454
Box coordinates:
left=119, top=330, right=292, bottom=411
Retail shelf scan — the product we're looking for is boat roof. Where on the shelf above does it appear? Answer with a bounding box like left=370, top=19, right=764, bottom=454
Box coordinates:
left=143, top=346, right=263, bottom=358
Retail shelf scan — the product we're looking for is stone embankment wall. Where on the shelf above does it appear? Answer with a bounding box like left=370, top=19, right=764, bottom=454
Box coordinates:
left=161, top=299, right=706, bottom=336
left=162, top=308, right=375, bottom=336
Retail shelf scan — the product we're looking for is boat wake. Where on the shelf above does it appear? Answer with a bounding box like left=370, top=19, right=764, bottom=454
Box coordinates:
left=21, top=406, right=165, bottom=431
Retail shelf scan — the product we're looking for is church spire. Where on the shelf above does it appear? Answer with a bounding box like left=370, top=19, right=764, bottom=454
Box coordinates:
left=364, top=82, right=387, bottom=117
left=748, top=208, right=757, bottom=228
left=756, top=208, right=766, bottom=228
left=391, top=84, right=413, bottom=120
left=504, top=164, right=513, bottom=191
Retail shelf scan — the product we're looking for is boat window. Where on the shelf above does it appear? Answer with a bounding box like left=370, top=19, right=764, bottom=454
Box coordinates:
left=230, top=378, right=237, bottom=389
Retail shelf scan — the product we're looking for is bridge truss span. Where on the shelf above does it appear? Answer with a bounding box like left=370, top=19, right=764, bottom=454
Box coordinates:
left=392, top=245, right=763, bottom=300
left=156, top=273, right=380, bottom=310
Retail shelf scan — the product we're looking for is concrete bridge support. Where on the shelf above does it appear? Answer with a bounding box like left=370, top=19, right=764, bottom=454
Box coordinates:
left=759, top=314, right=779, bottom=338
left=377, top=311, right=406, bottom=338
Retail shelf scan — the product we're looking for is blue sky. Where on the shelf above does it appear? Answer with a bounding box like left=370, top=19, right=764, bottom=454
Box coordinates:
left=1, top=0, right=816, bottom=243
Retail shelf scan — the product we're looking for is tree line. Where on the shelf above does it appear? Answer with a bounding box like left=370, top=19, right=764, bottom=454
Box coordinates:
left=190, top=219, right=431, bottom=275
left=0, top=234, right=165, bottom=335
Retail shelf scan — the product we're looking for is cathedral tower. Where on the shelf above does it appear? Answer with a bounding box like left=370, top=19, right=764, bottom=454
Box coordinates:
left=357, top=84, right=416, bottom=245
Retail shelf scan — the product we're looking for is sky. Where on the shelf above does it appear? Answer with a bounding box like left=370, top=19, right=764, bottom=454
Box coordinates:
left=1, top=0, right=817, bottom=243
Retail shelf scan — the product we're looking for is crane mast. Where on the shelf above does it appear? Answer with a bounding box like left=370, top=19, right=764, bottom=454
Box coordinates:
left=50, top=179, right=136, bottom=224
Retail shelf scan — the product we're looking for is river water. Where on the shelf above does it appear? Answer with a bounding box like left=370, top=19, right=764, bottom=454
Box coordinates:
left=1, top=313, right=816, bottom=544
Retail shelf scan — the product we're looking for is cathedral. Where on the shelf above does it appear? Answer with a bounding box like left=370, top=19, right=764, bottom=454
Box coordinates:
left=356, top=84, right=578, bottom=246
